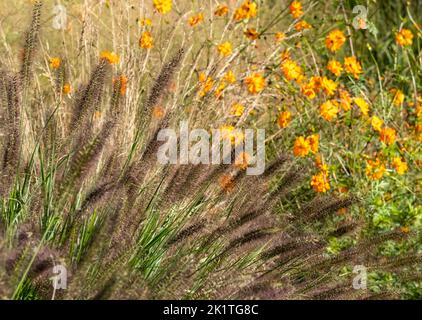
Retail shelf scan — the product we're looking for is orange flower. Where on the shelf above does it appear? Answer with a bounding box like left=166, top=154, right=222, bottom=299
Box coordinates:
left=275, top=32, right=286, bottom=42
left=325, top=29, right=346, bottom=52
left=315, top=154, right=329, bottom=173
left=354, top=97, right=369, bottom=116
left=224, top=70, right=236, bottom=83
left=389, top=88, right=405, bottom=107
left=153, top=0, right=172, bottom=14
left=293, top=136, right=311, bottom=157
left=198, top=76, right=214, bottom=97
left=306, top=134, right=319, bottom=153
left=311, top=172, right=330, bottom=193
left=289, top=1, right=303, bottom=19
left=301, top=82, right=317, bottom=100
left=344, top=56, right=362, bottom=79
left=234, top=1, right=257, bottom=21
left=379, top=127, right=396, bottom=145
left=321, top=76, right=338, bottom=96
left=244, top=28, right=259, bottom=40
left=294, top=20, right=312, bottom=31
left=395, top=28, right=413, bottom=47
left=371, top=116, right=383, bottom=132
left=277, top=111, right=292, bottom=128
left=217, top=42, right=233, bottom=56
left=188, top=13, right=204, bottom=27
left=244, top=73, right=265, bottom=94
left=231, top=103, right=245, bottom=116
left=139, top=31, right=154, bottom=49
left=392, top=157, right=408, bottom=175
left=100, top=51, right=120, bottom=64
left=215, top=81, right=226, bottom=98
left=139, top=18, right=152, bottom=26
left=215, top=4, right=229, bottom=16
left=50, top=57, right=61, bottom=69
left=339, top=89, right=352, bottom=111
left=309, top=76, right=322, bottom=91
left=62, top=83, right=71, bottom=94
left=327, top=60, right=343, bottom=77
left=320, top=100, right=339, bottom=121
left=221, top=125, right=244, bottom=145
left=281, top=59, right=304, bottom=83
left=365, top=158, right=386, bottom=180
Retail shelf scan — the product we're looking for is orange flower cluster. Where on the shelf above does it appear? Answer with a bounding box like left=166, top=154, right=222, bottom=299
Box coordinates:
left=244, top=73, right=266, bottom=94
left=289, top=1, right=303, bottom=19
left=365, top=158, right=386, bottom=180
left=234, top=1, right=257, bottom=21
left=293, top=134, right=319, bottom=157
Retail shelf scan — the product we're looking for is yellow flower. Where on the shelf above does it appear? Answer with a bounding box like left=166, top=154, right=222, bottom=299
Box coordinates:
left=320, top=100, right=339, bottom=121
left=392, top=157, right=408, bottom=175
left=100, top=51, right=120, bottom=64
left=198, top=72, right=207, bottom=83
left=289, top=1, right=303, bottom=19
left=215, top=4, right=229, bottom=16
left=62, top=83, right=71, bottom=94
left=395, top=28, right=413, bottom=47
left=215, top=81, right=226, bottom=99
left=281, top=59, right=304, bottom=83
left=321, top=76, right=338, bottom=96
left=311, top=172, right=330, bottom=193
left=293, top=136, right=311, bottom=157
left=50, top=57, right=61, bottom=69
left=306, top=134, right=319, bottom=153
left=365, top=158, right=386, bottom=180
left=231, top=103, right=245, bottom=116
left=244, top=73, right=265, bottom=94
left=277, top=111, right=292, bottom=128
left=217, top=42, right=233, bottom=56
left=379, top=127, right=396, bottom=145
left=301, top=82, right=317, bottom=100
left=325, top=29, right=346, bottom=52
left=153, top=0, right=172, bottom=14
left=344, top=56, right=363, bottom=79
left=139, top=31, right=154, bottom=49
left=327, top=60, right=343, bottom=77
left=389, top=88, right=405, bottom=107
left=309, top=76, right=322, bottom=91
left=371, top=116, right=383, bottom=132
left=139, top=18, right=152, bottom=26
left=221, top=125, right=244, bottom=145
left=275, top=32, right=286, bottom=42
left=224, top=70, right=236, bottom=83
left=354, top=97, right=369, bottom=116
left=234, top=0, right=257, bottom=21
left=294, top=20, right=312, bottom=31
left=315, top=154, right=329, bottom=173
left=198, top=76, right=214, bottom=97
left=339, top=89, right=352, bottom=111
left=188, top=13, right=204, bottom=27
left=244, top=28, right=259, bottom=40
